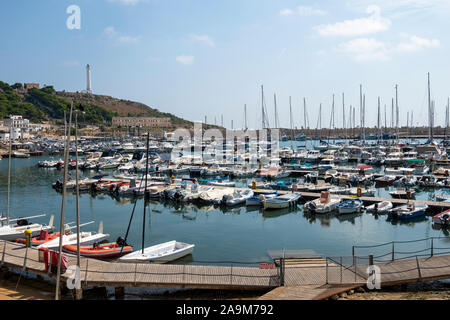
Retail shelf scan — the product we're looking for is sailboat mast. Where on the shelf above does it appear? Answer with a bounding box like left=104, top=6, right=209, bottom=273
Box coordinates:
left=244, top=104, right=248, bottom=130
left=75, top=108, right=81, bottom=269
left=6, top=126, right=11, bottom=225
left=261, top=85, right=266, bottom=129
left=55, top=101, right=73, bottom=300
left=274, top=94, right=278, bottom=129
left=395, top=84, right=399, bottom=143
left=428, top=73, right=433, bottom=142
left=142, top=132, right=150, bottom=254
left=342, top=93, right=345, bottom=140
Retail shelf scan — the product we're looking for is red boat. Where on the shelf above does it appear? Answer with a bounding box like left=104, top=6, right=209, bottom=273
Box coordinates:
left=63, top=242, right=133, bottom=259
left=16, top=230, right=61, bottom=246
left=433, top=209, right=450, bottom=226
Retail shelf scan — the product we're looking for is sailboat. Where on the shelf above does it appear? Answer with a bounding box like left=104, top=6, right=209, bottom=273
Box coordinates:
left=120, top=132, right=195, bottom=263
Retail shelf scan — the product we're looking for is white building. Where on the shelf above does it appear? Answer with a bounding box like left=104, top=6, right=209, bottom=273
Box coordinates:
left=3, top=115, right=30, bottom=130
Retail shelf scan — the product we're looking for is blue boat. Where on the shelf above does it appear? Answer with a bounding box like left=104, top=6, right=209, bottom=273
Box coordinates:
left=337, top=199, right=363, bottom=214
left=387, top=204, right=428, bottom=220
left=246, top=192, right=278, bottom=206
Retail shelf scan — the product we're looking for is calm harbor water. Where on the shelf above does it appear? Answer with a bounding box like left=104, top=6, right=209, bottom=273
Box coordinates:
left=1, top=143, right=450, bottom=265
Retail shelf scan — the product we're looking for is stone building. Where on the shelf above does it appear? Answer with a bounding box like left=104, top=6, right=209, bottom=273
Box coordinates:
left=112, top=117, right=172, bottom=128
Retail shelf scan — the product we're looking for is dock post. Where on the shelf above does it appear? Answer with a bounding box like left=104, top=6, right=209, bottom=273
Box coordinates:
left=340, top=257, right=343, bottom=283
left=416, top=256, right=422, bottom=282
left=279, top=258, right=285, bottom=286
left=325, top=258, right=328, bottom=284
left=0, top=241, right=5, bottom=267
left=75, top=288, right=83, bottom=300
left=431, top=238, right=434, bottom=257
left=369, top=255, right=374, bottom=267
left=391, top=242, right=395, bottom=262
left=115, top=287, right=125, bottom=300
left=352, top=246, right=355, bottom=266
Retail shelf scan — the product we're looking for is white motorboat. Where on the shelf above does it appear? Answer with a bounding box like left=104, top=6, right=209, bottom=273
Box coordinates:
left=38, top=222, right=109, bottom=250
left=208, top=180, right=236, bottom=187
left=119, top=240, right=194, bottom=263
left=222, top=189, right=254, bottom=206
left=246, top=192, right=278, bottom=206
left=263, top=193, right=301, bottom=210
left=337, top=199, right=363, bottom=214
left=365, top=201, right=393, bottom=214
left=304, top=192, right=341, bottom=214
left=0, top=215, right=54, bottom=241
left=199, top=187, right=234, bottom=204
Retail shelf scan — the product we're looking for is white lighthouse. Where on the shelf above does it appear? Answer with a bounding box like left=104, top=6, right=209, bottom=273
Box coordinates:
left=86, top=64, right=92, bottom=94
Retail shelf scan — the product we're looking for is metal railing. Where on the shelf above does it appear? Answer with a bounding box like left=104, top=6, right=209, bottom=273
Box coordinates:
left=352, top=237, right=450, bottom=263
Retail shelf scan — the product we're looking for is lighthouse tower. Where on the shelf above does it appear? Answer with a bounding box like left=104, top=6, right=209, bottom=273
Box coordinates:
left=86, top=64, right=92, bottom=94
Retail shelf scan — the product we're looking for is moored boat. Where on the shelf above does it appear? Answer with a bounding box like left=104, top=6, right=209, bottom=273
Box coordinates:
left=119, top=240, right=194, bottom=263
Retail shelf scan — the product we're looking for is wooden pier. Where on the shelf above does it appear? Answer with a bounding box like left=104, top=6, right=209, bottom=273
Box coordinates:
left=2, top=237, right=450, bottom=300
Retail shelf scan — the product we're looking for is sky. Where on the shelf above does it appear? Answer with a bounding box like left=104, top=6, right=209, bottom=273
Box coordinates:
left=0, top=0, right=449, bottom=130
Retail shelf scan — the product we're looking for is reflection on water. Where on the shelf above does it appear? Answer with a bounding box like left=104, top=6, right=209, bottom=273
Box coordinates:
left=1, top=156, right=450, bottom=263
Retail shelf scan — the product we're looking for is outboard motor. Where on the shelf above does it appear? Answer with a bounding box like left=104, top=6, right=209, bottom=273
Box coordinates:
left=441, top=213, right=450, bottom=226
left=16, top=219, right=29, bottom=226
left=116, top=236, right=128, bottom=247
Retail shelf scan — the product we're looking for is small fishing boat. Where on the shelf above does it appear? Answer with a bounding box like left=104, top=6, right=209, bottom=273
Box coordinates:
left=208, top=179, right=236, bottom=187
left=222, top=189, right=254, bottom=206
left=337, top=199, right=363, bottom=214
left=63, top=241, right=133, bottom=259
left=304, top=191, right=341, bottom=214
left=389, top=188, right=415, bottom=199
left=388, top=204, right=428, bottom=220
left=0, top=215, right=55, bottom=241
left=432, top=209, right=450, bottom=226
left=246, top=192, right=278, bottom=206
left=375, top=175, right=397, bottom=186
left=435, top=191, right=450, bottom=202
left=365, top=201, right=393, bottom=214
left=119, top=240, right=194, bottom=263
left=263, top=193, right=301, bottom=210
left=349, top=187, right=375, bottom=197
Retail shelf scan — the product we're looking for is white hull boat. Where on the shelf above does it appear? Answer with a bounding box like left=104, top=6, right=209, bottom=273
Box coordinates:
left=263, top=193, right=301, bottom=210
left=119, top=240, right=194, bottom=263
left=365, top=201, right=393, bottom=214
left=0, top=216, right=54, bottom=241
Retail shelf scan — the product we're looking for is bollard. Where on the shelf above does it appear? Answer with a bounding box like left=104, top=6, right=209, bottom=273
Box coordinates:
left=24, top=228, right=32, bottom=248
left=369, top=255, right=374, bottom=266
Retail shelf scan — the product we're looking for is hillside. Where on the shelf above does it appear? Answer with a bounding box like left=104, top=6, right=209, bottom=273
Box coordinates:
left=0, top=81, right=201, bottom=128
left=56, top=91, right=194, bottom=127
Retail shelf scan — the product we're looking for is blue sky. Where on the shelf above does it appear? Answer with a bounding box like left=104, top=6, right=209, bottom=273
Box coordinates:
left=1, top=0, right=449, bottom=129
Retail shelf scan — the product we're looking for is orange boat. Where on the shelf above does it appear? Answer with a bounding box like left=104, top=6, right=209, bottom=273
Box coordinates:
left=15, top=230, right=61, bottom=246
left=63, top=242, right=133, bottom=259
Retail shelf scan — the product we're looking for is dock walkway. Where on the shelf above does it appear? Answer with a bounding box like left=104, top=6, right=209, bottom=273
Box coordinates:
left=3, top=235, right=450, bottom=299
